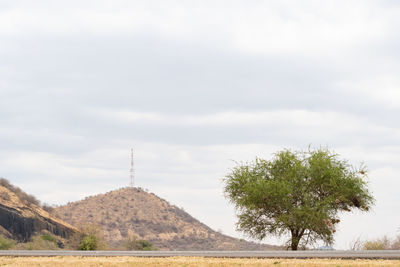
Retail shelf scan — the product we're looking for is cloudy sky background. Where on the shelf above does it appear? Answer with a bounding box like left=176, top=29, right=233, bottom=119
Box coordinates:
left=1, top=0, right=400, bottom=249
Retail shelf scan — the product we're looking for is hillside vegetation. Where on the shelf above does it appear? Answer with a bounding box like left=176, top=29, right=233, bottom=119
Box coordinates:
left=0, top=178, right=40, bottom=207
left=55, top=187, right=278, bottom=250
left=0, top=178, right=278, bottom=250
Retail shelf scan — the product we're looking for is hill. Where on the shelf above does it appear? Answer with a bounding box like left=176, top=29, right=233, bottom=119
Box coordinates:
left=0, top=178, right=77, bottom=242
left=54, top=187, right=278, bottom=250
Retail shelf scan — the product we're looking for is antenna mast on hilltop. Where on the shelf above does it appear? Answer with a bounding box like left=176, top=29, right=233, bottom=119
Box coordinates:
left=130, top=148, right=134, bottom=188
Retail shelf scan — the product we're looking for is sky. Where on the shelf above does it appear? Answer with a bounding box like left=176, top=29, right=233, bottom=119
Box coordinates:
left=1, top=0, right=400, bottom=249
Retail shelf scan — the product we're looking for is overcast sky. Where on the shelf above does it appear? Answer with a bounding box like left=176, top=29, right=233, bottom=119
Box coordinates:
left=1, top=0, right=400, bottom=249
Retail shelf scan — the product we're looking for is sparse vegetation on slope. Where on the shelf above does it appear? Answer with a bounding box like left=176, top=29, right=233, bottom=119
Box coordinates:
left=0, top=178, right=40, bottom=207
left=0, top=178, right=277, bottom=250
left=55, top=187, right=278, bottom=250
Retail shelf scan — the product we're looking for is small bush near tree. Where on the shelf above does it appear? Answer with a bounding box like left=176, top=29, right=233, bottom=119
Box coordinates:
left=350, top=235, right=400, bottom=250
left=363, top=235, right=400, bottom=250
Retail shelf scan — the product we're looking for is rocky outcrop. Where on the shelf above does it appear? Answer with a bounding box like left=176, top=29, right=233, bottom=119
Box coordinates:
left=0, top=185, right=77, bottom=242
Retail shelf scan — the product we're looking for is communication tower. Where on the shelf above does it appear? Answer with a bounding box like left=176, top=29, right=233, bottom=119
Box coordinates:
left=130, top=148, right=134, bottom=187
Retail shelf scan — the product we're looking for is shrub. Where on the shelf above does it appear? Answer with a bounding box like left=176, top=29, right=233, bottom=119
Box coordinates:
left=79, top=235, right=98, bottom=250
left=362, top=235, right=399, bottom=250
left=17, top=235, right=59, bottom=250
left=69, top=224, right=107, bottom=251
left=124, top=237, right=156, bottom=251
left=41, top=234, right=56, bottom=243
left=349, top=236, right=363, bottom=250
left=0, top=236, right=15, bottom=250
left=0, top=192, right=10, bottom=201
left=363, top=241, right=386, bottom=250
left=41, top=204, right=55, bottom=214
left=392, top=236, right=400, bottom=250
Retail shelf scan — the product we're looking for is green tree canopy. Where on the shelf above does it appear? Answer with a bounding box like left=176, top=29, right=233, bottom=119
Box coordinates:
left=223, top=148, right=374, bottom=250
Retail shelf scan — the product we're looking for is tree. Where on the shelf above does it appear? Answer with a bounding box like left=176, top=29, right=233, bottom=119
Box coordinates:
left=223, top=148, right=374, bottom=250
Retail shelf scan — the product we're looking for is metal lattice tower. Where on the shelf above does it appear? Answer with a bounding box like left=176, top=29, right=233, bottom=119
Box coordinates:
left=130, top=148, right=134, bottom=187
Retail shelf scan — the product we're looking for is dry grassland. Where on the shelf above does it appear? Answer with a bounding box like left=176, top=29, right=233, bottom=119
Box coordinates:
left=0, top=257, right=400, bottom=267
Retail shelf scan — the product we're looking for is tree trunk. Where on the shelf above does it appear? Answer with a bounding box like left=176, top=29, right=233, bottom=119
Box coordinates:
left=291, top=235, right=300, bottom=250
left=290, top=229, right=303, bottom=250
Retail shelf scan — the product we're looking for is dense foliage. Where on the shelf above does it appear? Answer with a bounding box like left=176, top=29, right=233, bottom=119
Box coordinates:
left=79, top=235, right=98, bottom=250
left=224, top=148, right=374, bottom=250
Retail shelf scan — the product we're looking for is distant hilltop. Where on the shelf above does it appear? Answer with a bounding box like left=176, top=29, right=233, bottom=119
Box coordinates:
left=0, top=178, right=279, bottom=250
left=54, top=187, right=279, bottom=250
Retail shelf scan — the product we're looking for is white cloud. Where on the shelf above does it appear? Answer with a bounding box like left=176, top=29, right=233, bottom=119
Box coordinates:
left=91, top=108, right=359, bottom=126
left=89, top=108, right=400, bottom=144
left=338, top=75, right=400, bottom=109
left=229, top=1, right=386, bottom=56
left=0, top=0, right=392, bottom=57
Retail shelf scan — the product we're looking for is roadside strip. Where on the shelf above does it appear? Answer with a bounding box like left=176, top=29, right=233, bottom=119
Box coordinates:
left=1, top=250, right=400, bottom=259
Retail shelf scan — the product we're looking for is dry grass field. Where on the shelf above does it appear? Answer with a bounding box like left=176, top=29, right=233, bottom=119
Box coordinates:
left=0, top=257, right=400, bottom=267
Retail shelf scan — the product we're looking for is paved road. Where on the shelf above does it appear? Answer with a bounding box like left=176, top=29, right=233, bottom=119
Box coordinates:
left=1, top=250, right=400, bottom=259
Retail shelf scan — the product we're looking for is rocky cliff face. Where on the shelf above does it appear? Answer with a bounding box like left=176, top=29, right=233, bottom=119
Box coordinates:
left=0, top=185, right=77, bottom=242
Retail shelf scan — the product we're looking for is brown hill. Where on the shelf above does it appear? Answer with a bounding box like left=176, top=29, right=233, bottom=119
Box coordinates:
left=0, top=179, right=77, bottom=242
left=54, top=187, right=278, bottom=250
